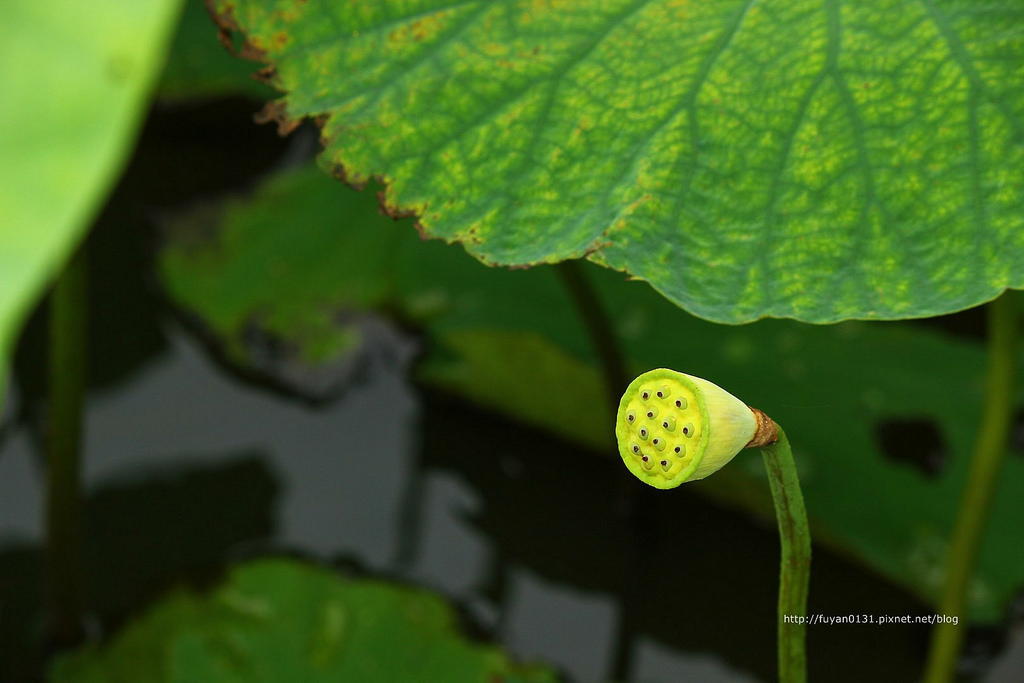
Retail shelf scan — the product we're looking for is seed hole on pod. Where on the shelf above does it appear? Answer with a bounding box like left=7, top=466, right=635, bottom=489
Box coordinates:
left=675, top=398, right=688, bottom=409
left=641, top=390, right=650, bottom=401
left=656, top=385, right=671, bottom=399
left=627, top=411, right=635, bottom=424
left=631, top=444, right=640, bottom=454
left=660, top=459, right=670, bottom=471
left=639, top=428, right=649, bottom=440
left=675, top=444, right=686, bottom=455
left=682, top=422, right=693, bottom=437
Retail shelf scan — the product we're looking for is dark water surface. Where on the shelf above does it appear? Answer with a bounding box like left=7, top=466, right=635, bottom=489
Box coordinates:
left=2, top=99, right=1024, bottom=683
left=0, top=326, right=913, bottom=682
left=6, top=325, right=1024, bottom=682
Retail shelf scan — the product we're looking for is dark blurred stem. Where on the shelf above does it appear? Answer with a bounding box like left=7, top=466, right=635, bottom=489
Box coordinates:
left=45, top=247, right=88, bottom=648
left=925, top=292, right=1020, bottom=683
left=556, top=260, right=628, bottom=417
left=762, top=427, right=810, bottom=683
left=557, top=258, right=633, bottom=676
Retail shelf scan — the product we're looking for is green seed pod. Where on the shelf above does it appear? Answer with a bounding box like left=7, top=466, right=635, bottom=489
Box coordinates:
left=615, top=368, right=777, bottom=489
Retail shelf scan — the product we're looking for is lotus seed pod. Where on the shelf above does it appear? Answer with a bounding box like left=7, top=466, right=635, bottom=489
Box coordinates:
left=615, top=368, right=768, bottom=489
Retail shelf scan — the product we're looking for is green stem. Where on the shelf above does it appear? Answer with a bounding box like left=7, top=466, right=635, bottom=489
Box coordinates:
left=761, top=427, right=810, bottom=683
left=924, top=292, right=1020, bottom=683
left=555, top=260, right=629, bottom=417
left=45, top=247, right=88, bottom=648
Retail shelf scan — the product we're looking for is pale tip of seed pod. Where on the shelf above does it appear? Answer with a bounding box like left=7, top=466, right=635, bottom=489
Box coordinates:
left=745, top=407, right=778, bottom=448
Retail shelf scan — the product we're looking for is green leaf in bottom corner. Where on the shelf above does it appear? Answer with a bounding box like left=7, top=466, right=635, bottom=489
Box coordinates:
left=50, top=558, right=559, bottom=683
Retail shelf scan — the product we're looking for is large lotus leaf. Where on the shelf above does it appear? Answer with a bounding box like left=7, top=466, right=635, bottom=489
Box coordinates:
left=207, top=0, right=1024, bottom=323
left=157, top=164, right=1024, bottom=621
left=0, top=0, right=183, bottom=403
left=49, top=558, right=558, bottom=682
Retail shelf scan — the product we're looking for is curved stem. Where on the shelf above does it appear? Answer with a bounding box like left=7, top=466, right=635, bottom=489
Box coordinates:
left=924, top=292, right=1020, bottom=683
left=555, top=260, right=629, bottom=417
left=0, top=372, right=11, bottom=450
left=761, top=426, right=810, bottom=683
left=45, top=247, right=88, bottom=648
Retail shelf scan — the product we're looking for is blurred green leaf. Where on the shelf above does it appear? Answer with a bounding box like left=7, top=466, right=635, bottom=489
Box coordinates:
left=159, top=0, right=275, bottom=101
left=209, top=0, right=1024, bottom=323
left=50, top=558, right=558, bottom=683
left=0, top=0, right=183, bottom=399
left=158, top=167, right=405, bottom=399
left=158, top=165, right=1024, bottom=620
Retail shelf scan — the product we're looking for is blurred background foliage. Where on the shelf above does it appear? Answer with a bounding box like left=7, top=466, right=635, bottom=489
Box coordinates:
left=1, top=0, right=1024, bottom=681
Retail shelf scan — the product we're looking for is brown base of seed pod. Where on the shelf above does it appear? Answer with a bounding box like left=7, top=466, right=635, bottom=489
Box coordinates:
left=745, top=407, right=779, bottom=448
